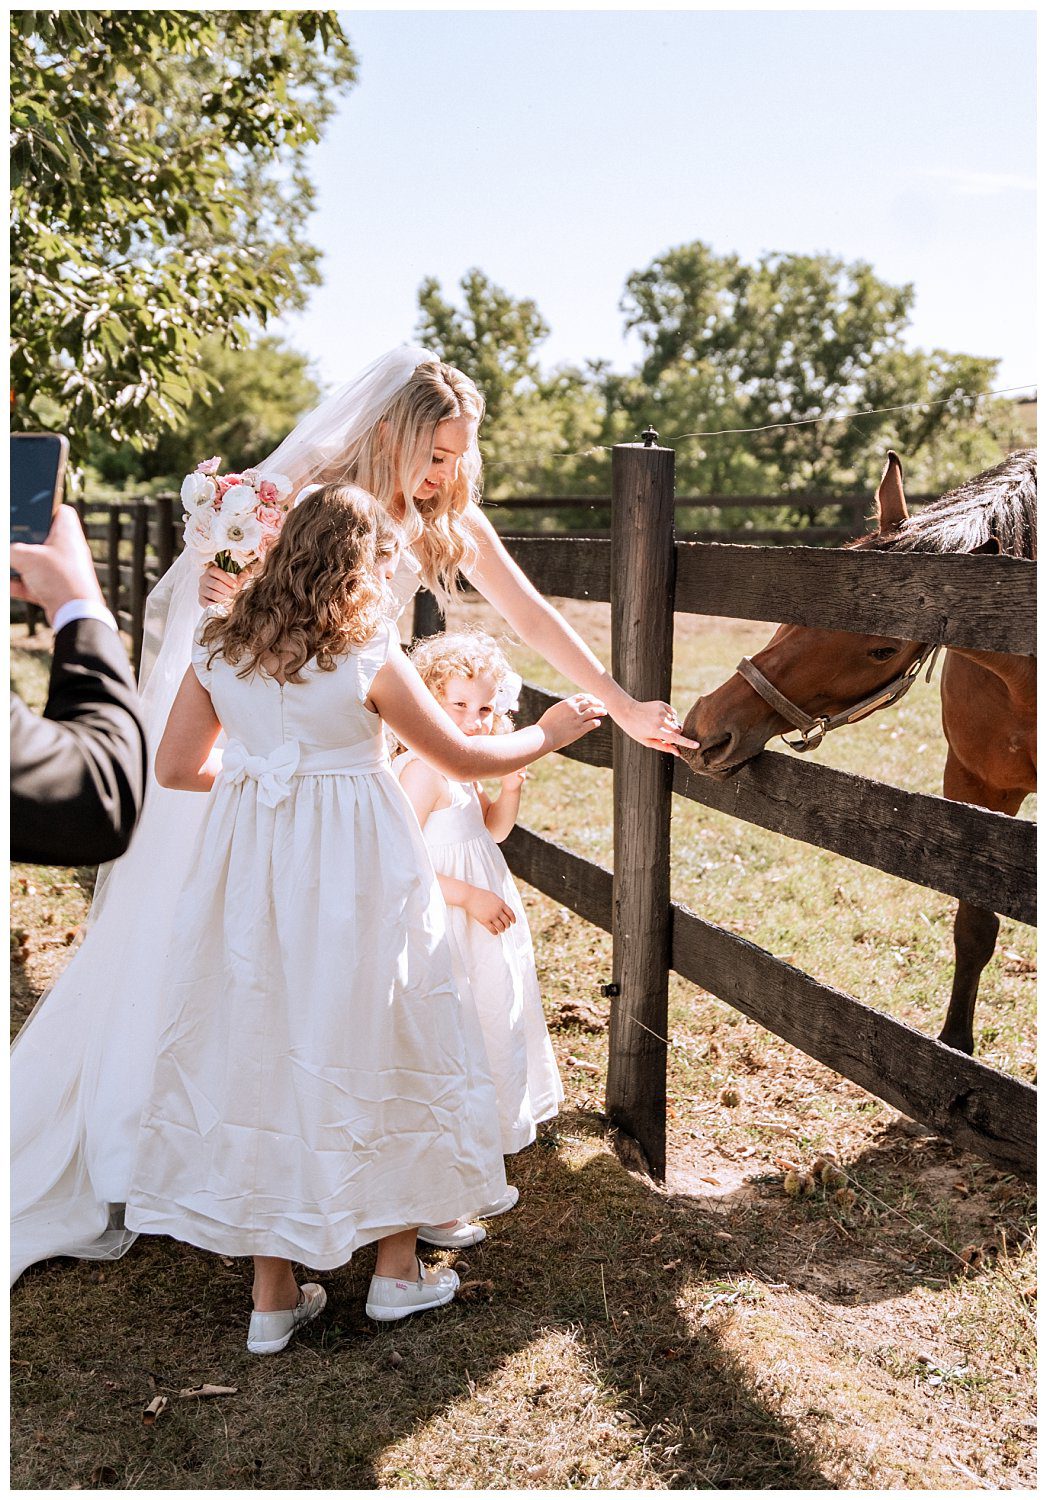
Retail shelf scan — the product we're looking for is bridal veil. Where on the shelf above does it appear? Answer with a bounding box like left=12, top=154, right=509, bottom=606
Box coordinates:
left=11, top=345, right=437, bottom=1283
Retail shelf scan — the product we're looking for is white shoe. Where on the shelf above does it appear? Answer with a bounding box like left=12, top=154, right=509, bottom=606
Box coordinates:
left=416, top=1218, right=487, bottom=1250
left=474, top=1185, right=519, bottom=1220
left=247, top=1282, right=327, bottom=1355
left=365, top=1259, right=460, bottom=1322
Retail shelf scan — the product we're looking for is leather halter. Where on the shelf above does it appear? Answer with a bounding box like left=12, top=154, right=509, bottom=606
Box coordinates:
left=735, top=644, right=942, bottom=753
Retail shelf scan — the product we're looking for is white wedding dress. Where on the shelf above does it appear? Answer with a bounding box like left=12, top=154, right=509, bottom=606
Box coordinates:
left=10, top=548, right=436, bottom=1282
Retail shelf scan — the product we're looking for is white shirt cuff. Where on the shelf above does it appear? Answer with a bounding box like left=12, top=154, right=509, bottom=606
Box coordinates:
left=52, top=599, right=119, bottom=636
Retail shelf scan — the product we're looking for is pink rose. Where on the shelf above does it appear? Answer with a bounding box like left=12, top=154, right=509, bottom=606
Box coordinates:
left=258, top=531, right=281, bottom=557
left=217, top=473, right=244, bottom=496
left=258, top=481, right=278, bottom=504
left=256, top=504, right=283, bottom=531
left=195, top=456, right=222, bottom=475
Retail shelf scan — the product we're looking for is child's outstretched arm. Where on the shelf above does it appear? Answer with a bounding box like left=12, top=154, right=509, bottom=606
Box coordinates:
left=371, top=648, right=603, bottom=782
left=155, top=666, right=222, bottom=792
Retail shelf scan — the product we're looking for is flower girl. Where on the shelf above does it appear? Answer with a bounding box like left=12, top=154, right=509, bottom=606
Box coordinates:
left=394, top=629, right=565, bottom=1249
left=123, top=486, right=604, bottom=1352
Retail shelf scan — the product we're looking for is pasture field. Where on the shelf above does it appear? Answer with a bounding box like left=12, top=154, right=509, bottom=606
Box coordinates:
left=10, top=604, right=1036, bottom=1491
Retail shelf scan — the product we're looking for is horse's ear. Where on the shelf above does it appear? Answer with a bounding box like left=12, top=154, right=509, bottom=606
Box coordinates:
left=875, top=450, right=909, bottom=534
left=972, top=537, right=1001, bottom=555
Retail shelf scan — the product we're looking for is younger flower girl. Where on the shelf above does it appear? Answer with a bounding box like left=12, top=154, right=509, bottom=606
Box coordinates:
left=123, top=486, right=603, bottom=1352
left=395, top=629, right=565, bottom=1249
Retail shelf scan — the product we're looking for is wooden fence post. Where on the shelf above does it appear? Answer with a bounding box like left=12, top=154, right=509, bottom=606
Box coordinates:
left=130, top=502, right=147, bottom=672
left=106, top=506, right=122, bottom=619
left=155, top=493, right=175, bottom=577
left=412, top=588, right=445, bottom=643
left=605, top=434, right=676, bottom=1179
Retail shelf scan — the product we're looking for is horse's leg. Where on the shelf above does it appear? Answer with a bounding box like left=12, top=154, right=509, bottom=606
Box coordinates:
left=940, top=752, right=1027, bottom=1054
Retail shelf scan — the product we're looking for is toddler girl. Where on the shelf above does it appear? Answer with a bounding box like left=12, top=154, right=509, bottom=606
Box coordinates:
left=395, top=629, right=565, bottom=1246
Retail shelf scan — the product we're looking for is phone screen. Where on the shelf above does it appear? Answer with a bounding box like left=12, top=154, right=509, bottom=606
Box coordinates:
left=11, top=433, right=69, bottom=548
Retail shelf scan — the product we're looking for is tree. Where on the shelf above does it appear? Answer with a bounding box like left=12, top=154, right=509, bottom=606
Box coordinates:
left=10, top=10, right=356, bottom=473
left=415, top=270, right=606, bottom=498
left=88, top=335, right=323, bottom=490
left=617, top=242, right=1020, bottom=498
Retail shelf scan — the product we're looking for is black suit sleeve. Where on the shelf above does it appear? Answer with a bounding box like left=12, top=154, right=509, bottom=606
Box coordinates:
left=10, top=618, right=148, bottom=865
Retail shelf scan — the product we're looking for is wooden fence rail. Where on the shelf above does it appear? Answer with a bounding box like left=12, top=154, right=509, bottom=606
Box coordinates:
left=488, top=445, right=1035, bottom=1183
left=502, top=825, right=1035, bottom=1181
left=499, top=537, right=1038, bottom=653
left=515, top=683, right=1035, bottom=926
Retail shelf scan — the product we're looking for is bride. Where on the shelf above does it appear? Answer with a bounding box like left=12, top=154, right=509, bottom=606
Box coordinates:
left=11, top=344, right=696, bottom=1284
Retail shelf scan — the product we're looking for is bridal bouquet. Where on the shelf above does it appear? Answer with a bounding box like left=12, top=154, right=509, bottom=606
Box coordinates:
left=180, top=457, right=293, bottom=574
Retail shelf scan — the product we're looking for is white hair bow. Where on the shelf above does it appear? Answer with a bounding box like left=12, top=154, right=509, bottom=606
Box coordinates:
left=492, top=670, right=523, bottom=716
left=293, top=482, right=324, bottom=508
left=221, top=739, right=301, bottom=807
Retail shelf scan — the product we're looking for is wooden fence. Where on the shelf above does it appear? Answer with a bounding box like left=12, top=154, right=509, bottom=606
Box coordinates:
left=471, top=444, right=1036, bottom=1184
left=20, top=470, right=1035, bottom=1180
left=478, top=492, right=939, bottom=545
left=21, top=490, right=913, bottom=668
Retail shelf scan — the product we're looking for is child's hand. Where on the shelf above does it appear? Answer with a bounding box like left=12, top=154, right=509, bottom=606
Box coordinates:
left=500, top=767, right=528, bottom=792
left=198, top=565, right=244, bottom=607
left=466, top=887, right=517, bottom=935
left=538, top=694, right=605, bottom=751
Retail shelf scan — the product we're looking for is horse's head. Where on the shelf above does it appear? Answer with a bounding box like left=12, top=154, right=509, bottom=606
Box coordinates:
left=682, top=452, right=927, bottom=779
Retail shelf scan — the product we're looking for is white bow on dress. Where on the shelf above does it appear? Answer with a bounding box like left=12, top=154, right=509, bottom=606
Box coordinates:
left=221, top=739, right=301, bottom=807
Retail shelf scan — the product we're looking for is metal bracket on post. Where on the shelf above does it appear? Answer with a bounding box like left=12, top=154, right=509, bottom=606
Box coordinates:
left=641, top=426, right=659, bottom=448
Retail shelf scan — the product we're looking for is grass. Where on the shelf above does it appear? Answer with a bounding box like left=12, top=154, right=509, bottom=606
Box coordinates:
left=9, top=606, right=1036, bottom=1490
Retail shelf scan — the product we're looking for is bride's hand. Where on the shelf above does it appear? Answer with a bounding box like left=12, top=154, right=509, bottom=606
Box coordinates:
left=198, top=565, right=242, bottom=607
left=614, top=696, right=699, bottom=757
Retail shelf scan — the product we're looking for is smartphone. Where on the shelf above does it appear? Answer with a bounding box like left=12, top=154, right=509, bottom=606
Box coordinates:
left=11, top=432, right=69, bottom=548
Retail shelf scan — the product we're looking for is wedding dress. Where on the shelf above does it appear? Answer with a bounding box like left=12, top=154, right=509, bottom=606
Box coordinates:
left=10, top=346, right=439, bottom=1284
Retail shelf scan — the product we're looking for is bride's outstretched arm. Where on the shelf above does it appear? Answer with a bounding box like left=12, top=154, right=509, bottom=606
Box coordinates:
left=155, top=667, right=222, bottom=792
left=463, top=506, right=696, bottom=756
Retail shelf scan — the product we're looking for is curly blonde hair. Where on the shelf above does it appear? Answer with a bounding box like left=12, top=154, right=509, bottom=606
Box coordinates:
left=200, top=484, right=401, bottom=682
left=408, top=627, right=518, bottom=736
left=310, top=361, right=485, bottom=609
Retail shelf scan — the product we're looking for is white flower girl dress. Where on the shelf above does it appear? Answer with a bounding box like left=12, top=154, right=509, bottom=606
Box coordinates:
left=123, top=615, right=506, bottom=1267
left=393, top=750, right=563, bottom=1155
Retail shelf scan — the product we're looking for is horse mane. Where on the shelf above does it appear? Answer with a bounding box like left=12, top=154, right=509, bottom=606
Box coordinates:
left=859, top=447, right=1037, bottom=560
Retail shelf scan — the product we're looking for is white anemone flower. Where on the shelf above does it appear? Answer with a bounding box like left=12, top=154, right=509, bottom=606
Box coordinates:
left=216, top=509, right=263, bottom=563
left=180, top=471, right=216, bottom=510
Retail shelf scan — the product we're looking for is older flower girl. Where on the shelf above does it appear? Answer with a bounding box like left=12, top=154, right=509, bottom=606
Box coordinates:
left=123, top=485, right=603, bottom=1352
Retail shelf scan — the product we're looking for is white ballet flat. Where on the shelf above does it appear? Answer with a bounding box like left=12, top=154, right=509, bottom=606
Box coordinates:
left=416, top=1218, right=487, bottom=1250
left=474, top=1185, right=519, bottom=1219
left=365, top=1259, right=460, bottom=1322
left=246, top=1281, right=327, bottom=1355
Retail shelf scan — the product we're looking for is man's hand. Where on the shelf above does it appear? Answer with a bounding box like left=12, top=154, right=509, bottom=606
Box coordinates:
left=10, top=506, right=105, bottom=624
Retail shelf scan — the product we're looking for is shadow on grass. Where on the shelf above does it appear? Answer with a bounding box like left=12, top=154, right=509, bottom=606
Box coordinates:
left=667, top=1115, right=1036, bottom=1312
left=12, top=1109, right=835, bottom=1491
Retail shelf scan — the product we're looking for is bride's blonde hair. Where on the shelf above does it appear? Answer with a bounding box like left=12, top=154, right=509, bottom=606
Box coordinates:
left=200, top=485, right=401, bottom=682
left=313, top=361, right=484, bottom=609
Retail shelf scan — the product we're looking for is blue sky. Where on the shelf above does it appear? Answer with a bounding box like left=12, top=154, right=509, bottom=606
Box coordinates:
left=275, top=8, right=1036, bottom=395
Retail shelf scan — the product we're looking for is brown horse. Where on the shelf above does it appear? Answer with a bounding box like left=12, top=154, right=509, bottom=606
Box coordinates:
left=682, top=449, right=1037, bottom=1055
